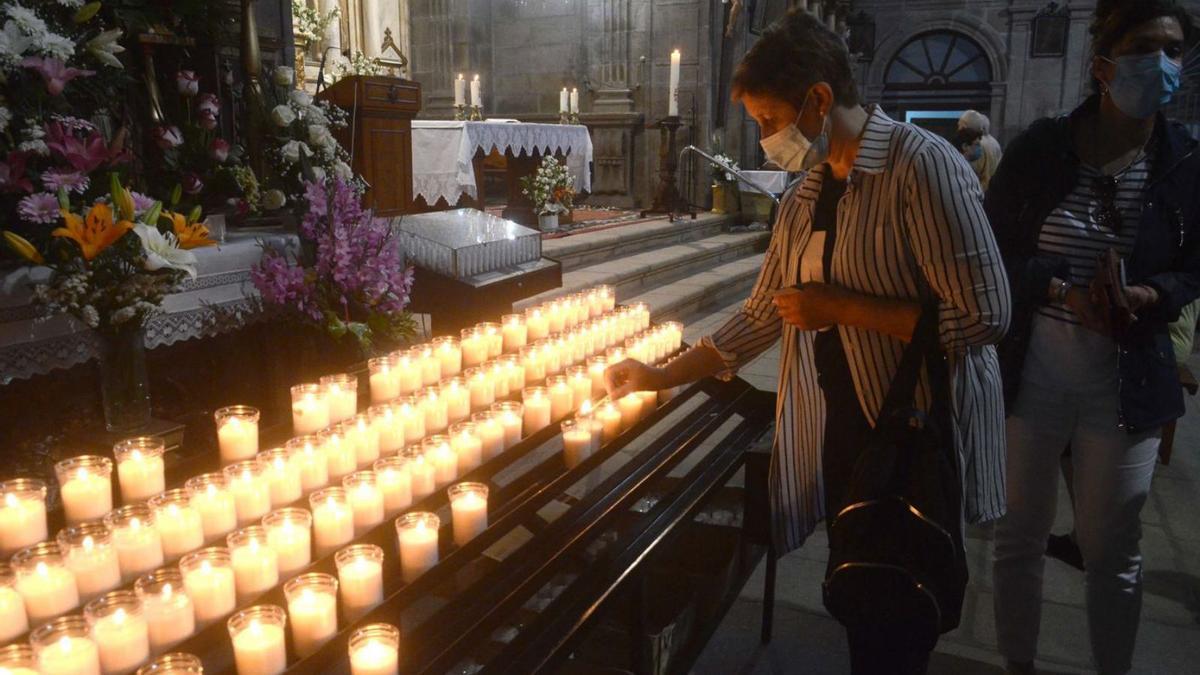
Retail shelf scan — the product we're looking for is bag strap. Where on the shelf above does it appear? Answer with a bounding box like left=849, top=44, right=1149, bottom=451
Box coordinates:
left=876, top=299, right=942, bottom=420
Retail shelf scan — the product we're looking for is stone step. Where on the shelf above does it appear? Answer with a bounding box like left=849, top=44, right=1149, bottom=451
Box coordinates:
left=629, top=253, right=764, bottom=324
left=519, top=229, right=769, bottom=310
left=542, top=212, right=734, bottom=273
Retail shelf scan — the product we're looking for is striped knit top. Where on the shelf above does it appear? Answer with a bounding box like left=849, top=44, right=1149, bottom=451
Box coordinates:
left=701, top=107, right=1012, bottom=554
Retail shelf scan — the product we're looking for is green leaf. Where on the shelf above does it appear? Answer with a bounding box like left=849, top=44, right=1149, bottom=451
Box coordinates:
left=186, top=205, right=203, bottom=225
left=143, top=202, right=162, bottom=228
left=73, top=2, right=102, bottom=24
left=169, top=184, right=182, bottom=207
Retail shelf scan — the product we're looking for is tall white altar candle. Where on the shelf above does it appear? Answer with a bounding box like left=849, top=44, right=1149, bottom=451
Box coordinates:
left=560, top=87, right=569, bottom=113
left=133, top=570, right=194, bottom=654
left=291, top=384, right=330, bottom=436
left=215, top=406, right=261, bottom=466
left=84, top=591, right=150, bottom=675
left=320, top=374, right=358, bottom=425
left=368, top=356, right=401, bottom=403
left=223, top=462, right=272, bottom=526
left=58, top=524, right=121, bottom=602
left=570, top=87, right=579, bottom=114
left=286, top=436, right=329, bottom=494
left=470, top=412, right=505, bottom=461
left=373, top=456, right=413, bottom=516
left=522, top=387, right=552, bottom=434
left=401, top=449, right=436, bottom=501
left=30, top=615, right=101, bottom=675
left=335, top=545, right=384, bottom=621
left=103, top=506, right=163, bottom=582
left=113, top=438, right=165, bottom=504
left=227, top=527, right=279, bottom=603
left=184, top=474, right=237, bottom=542
left=179, top=548, right=236, bottom=625
left=422, top=436, right=458, bottom=488
left=449, top=423, right=483, bottom=474
left=470, top=74, right=481, bottom=108
left=349, top=623, right=400, bottom=675
left=283, top=574, right=338, bottom=658
left=12, top=543, right=80, bottom=625
left=227, top=605, right=287, bottom=675
left=501, top=314, right=527, bottom=353
left=148, top=491, right=204, bottom=560
left=448, top=483, right=488, bottom=547
left=395, top=512, right=439, bottom=583
left=0, top=565, right=29, bottom=643
left=256, top=448, right=302, bottom=508
left=0, top=478, right=49, bottom=558
left=491, top=402, right=524, bottom=449
left=262, top=508, right=312, bottom=577
left=55, top=456, right=113, bottom=525
left=454, top=73, right=466, bottom=107
left=309, top=489, right=354, bottom=558
left=343, top=472, right=385, bottom=535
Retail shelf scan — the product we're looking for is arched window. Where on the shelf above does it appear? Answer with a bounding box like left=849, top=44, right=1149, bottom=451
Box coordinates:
left=885, top=31, right=992, bottom=89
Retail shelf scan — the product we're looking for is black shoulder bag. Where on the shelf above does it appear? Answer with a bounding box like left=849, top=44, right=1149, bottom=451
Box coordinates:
left=821, top=303, right=969, bottom=651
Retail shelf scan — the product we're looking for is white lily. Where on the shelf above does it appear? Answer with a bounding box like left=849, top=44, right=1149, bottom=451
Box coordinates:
left=86, top=29, right=125, bottom=69
left=133, top=224, right=198, bottom=279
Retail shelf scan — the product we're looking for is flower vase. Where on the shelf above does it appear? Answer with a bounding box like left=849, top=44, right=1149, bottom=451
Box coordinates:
left=712, top=183, right=729, bottom=214
left=538, top=213, right=560, bottom=232
left=97, top=324, right=152, bottom=433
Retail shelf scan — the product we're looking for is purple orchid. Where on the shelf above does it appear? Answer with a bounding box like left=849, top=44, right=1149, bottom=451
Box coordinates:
left=18, top=192, right=60, bottom=224
left=21, top=57, right=95, bottom=96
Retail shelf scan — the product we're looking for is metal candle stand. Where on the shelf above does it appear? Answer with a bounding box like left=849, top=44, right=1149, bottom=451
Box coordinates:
left=641, top=115, right=696, bottom=222
left=454, top=104, right=468, bottom=121
left=468, top=105, right=484, bottom=121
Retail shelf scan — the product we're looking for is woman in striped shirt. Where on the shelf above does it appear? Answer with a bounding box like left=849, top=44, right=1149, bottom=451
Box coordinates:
left=605, top=8, right=1010, bottom=673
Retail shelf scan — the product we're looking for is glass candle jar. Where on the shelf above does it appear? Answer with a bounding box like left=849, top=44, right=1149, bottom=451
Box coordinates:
left=459, top=326, right=489, bottom=369
left=487, top=360, right=511, bottom=400
left=448, top=422, right=483, bottom=475
left=545, top=376, right=574, bottom=422
left=373, top=456, right=412, bottom=516
left=520, top=344, right=546, bottom=384
left=227, top=526, right=279, bottom=603
left=346, top=413, right=381, bottom=469
left=104, top=504, right=163, bottom=581
left=369, top=405, right=404, bottom=457
left=490, top=401, right=524, bottom=449
left=348, top=623, right=400, bottom=675
left=401, top=448, right=436, bottom=501
left=84, top=590, right=150, bottom=674
left=368, top=355, right=401, bottom=404
left=500, top=356, right=525, bottom=393
left=391, top=349, right=423, bottom=396
left=0, top=564, right=30, bottom=643
left=55, top=455, right=113, bottom=525
left=586, top=356, right=609, bottom=401
left=524, top=306, right=550, bottom=342
left=335, top=544, right=384, bottom=622
left=285, top=436, right=329, bottom=494
left=179, top=547, right=236, bottom=626
left=320, top=427, right=358, bottom=483
left=597, top=401, right=623, bottom=444
left=133, top=569, right=194, bottom=655
left=478, top=321, right=503, bottom=359
left=320, top=373, right=359, bottom=425
left=343, top=472, right=385, bottom=536
left=113, top=437, right=166, bottom=504
left=440, top=378, right=471, bottom=425
left=184, top=473, right=237, bottom=542
left=421, top=436, right=457, bottom=488
left=223, top=461, right=272, bottom=526
left=414, top=344, right=441, bottom=387
left=0, top=478, right=49, bottom=558
left=291, top=383, right=330, bottom=436
left=135, top=652, right=203, bottom=675
left=539, top=339, right=562, bottom=377
left=470, top=411, right=505, bottom=462
left=420, top=387, right=449, bottom=435
left=463, top=368, right=495, bottom=412
left=432, top=336, right=463, bottom=379
left=283, top=573, right=338, bottom=658
left=566, top=366, right=594, bottom=411
left=215, top=406, right=261, bottom=466
left=395, top=512, right=439, bottom=584
left=561, top=419, right=593, bottom=470
left=0, top=643, right=36, bottom=674
left=256, top=448, right=302, bottom=508
left=57, top=522, right=121, bottom=602
left=12, top=542, right=79, bottom=625
left=30, top=615, right=101, bottom=675
left=227, top=604, right=287, bottom=675
left=501, top=313, right=527, bottom=353
left=448, top=482, right=489, bottom=547
left=521, top=387, right=552, bottom=434
left=261, top=508, right=313, bottom=578
left=308, top=488, right=354, bottom=559
left=147, top=490, right=203, bottom=561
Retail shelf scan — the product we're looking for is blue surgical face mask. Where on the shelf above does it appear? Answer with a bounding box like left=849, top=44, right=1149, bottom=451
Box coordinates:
left=1103, top=51, right=1183, bottom=119
left=965, top=141, right=984, bottom=163
left=758, top=89, right=830, bottom=172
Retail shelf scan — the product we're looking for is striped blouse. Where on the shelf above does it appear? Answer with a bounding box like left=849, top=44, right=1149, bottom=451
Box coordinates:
left=702, top=107, right=1012, bottom=554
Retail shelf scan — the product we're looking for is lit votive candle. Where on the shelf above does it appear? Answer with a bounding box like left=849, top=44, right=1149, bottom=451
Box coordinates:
left=133, top=569, right=194, bottom=655
left=402, top=449, right=436, bottom=501
left=113, top=438, right=165, bottom=504
left=415, top=345, right=441, bottom=387
left=335, top=544, right=384, bottom=621
left=553, top=336, right=573, bottom=370
left=321, top=428, right=358, bottom=483
left=370, top=405, right=404, bottom=456
left=395, top=512, right=439, bottom=583
left=396, top=397, right=426, bottom=446
left=84, top=590, right=150, bottom=675
left=546, top=376, right=574, bottom=421
left=547, top=299, right=567, bottom=335
left=464, top=367, right=495, bottom=411
left=597, top=402, right=623, bottom=444
left=441, top=378, right=471, bottom=423
left=349, top=623, right=400, bottom=675
left=432, top=336, right=462, bottom=378
left=31, top=615, right=101, bottom=675
left=422, top=436, right=458, bottom=488
left=596, top=284, right=615, bottom=313
left=587, top=356, right=609, bottom=399
left=491, top=402, right=524, bottom=448
left=134, top=652, right=203, bottom=674
left=617, top=392, right=643, bottom=430
left=540, top=339, right=563, bottom=377
left=448, top=483, right=488, bottom=547
left=0, top=478, right=49, bottom=558
left=227, top=605, right=287, bottom=675
left=0, top=565, right=30, bottom=643
left=374, top=456, right=412, bottom=516
left=368, top=356, right=400, bottom=404
left=500, top=356, right=524, bottom=393
left=343, top=472, right=385, bottom=535
left=261, top=508, right=312, bottom=577
left=256, top=448, right=302, bottom=507
left=460, top=327, right=488, bottom=368
left=227, top=527, right=279, bottom=603
left=522, top=387, right=552, bottom=434
left=179, top=548, right=236, bottom=625
left=309, top=488, right=354, bottom=558
left=578, top=400, right=604, bottom=451
left=215, top=406, right=260, bottom=466
left=286, top=436, right=329, bottom=494
left=12, top=542, right=79, bottom=625
left=520, top=344, right=546, bottom=384
left=58, top=523, right=121, bottom=602
left=0, top=643, right=37, bottom=674
left=561, top=419, right=593, bottom=470
left=470, top=412, right=505, bottom=461
left=283, top=573, right=338, bottom=658
left=637, top=390, right=658, bottom=419
left=184, top=474, right=237, bottom=543
left=392, top=349, right=423, bottom=396
left=103, top=506, right=163, bottom=582
left=147, top=491, right=203, bottom=561
left=449, top=423, right=484, bottom=474
left=524, top=306, right=550, bottom=342
left=631, top=302, right=652, bottom=331
left=55, top=456, right=114, bottom=525
left=347, top=413, right=381, bottom=468
left=479, top=322, right=503, bottom=359
left=291, top=384, right=330, bottom=436
left=320, top=374, right=359, bottom=425
left=223, top=462, right=272, bottom=526
left=488, top=360, right=512, bottom=399
left=567, top=366, right=593, bottom=408
left=420, top=387, right=449, bottom=435
left=501, top=314, right=528, bottom=353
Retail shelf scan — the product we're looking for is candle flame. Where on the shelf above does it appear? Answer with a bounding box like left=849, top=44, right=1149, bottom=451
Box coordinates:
left=473, top=74, right=480, bottom=81
left=82, top=535, right=94, bottom=550
left=57, top=636, right=71, bottom=652
left=35, top=561, right=48, bottom=576
left=131, top=449, right=143, bottom=461
left=130, top=517, right=141, bottom=529
left=457, top=73, right=463, bottom=80
left=4, top=493, right=16, bottom=508
left=113, top=607, right=126, bottom=623
left=162, top=582, right=173, bottom=598
left=242, top=470, right=252, bottom=482
left=581, top=399, right=593, bottom=415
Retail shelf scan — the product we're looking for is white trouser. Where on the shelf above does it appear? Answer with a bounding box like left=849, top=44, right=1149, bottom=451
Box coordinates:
left=992, top=378, right=1159, bottom=674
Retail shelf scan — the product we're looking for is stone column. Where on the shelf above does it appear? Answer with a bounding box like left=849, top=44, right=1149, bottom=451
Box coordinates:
left=320, top=0, right=341, bottom=52
left=361, top=0, right=382, bottom=55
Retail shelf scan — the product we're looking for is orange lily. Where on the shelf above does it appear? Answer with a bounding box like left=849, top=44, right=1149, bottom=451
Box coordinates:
left=52, top=202, right=133, bottom=260
left=166, top=211, right=216, bottom=249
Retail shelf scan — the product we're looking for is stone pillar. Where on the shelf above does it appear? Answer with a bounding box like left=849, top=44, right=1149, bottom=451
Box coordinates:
left=589, top=0, right=634, bottom=112
left=319, top=0, right=341, bottom=52
left=361, top=0, right=382, bottom=55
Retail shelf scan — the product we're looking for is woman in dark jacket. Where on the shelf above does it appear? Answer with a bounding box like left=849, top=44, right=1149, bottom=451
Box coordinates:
left=988, top=2, right=1200, bottom=673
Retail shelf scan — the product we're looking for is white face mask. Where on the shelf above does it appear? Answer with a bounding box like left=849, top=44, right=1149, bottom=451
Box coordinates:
left=759, top=89, right=830, bottom=172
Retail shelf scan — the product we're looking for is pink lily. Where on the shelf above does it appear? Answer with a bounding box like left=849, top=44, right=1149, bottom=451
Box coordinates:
left=44, top=122, right=111, bottom=173
left=21, top=57, right=95, bottom=96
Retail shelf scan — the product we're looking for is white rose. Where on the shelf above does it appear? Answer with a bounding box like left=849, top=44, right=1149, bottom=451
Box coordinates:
left=311, top=166, right=327, bottom=182
left=271, top=104, right=296, bottom=127
left=289, top=90, right=313, bottom=107
left=308, top=124, right=336, bottom=150
left=280, top=139, right=309, bottom=164
left=333, top=160, right=353, bottom=181
left=262, top=189, right=287, bottom=210
left=273, top=66, right=294, bottom=87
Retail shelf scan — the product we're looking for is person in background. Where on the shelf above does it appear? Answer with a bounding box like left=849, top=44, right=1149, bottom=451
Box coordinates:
left=987, top=1, right=1200, bottom=673
left=957, top=110, right=1003, bottom=191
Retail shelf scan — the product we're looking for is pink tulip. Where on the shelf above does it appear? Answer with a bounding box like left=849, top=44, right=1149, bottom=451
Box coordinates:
left=152, top=125, right=184, bottom=150
left=196, top=93, right=220, bottom=116
left=181, top=173, right=204, bottom=195
left=198, top=110, right=218, bottom=130
left=176, top=70, right=199, bottom=97
left=210, top=138, right=230, bottom=162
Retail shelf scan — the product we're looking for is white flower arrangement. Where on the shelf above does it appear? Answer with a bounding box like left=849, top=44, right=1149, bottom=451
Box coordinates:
left=520, top=155, right=575, bottom=216
left=291, top=0, right=339, bottom=43
left=711, top=153, right=739, bottom=183
left=338, top=50, right=384, bottom=78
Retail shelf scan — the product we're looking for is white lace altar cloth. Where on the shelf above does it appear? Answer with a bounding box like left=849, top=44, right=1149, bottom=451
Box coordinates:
left=0, top=231, right=299, bottom=382
left=411, top=120, right=593, bottom=206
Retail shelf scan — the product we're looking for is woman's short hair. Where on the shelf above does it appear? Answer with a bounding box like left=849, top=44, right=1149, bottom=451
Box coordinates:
left=1091, top=0, right=1196, bottom=59
left=731, top=8, right=859, bottom=109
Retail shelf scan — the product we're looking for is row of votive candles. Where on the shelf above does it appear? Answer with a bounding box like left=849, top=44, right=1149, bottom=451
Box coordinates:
left=2, top=479, right=488, bottom=674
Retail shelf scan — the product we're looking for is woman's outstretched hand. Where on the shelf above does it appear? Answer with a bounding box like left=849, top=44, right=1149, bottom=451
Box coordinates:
left=773, top=283, right=847, bottom=331
left=604, top=359, right=667, bottom=400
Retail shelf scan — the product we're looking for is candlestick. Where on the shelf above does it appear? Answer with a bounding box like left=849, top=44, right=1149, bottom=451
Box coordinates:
left=223, top=462, right=272, bottom=526
left=227, top=605, right=287, bottom=675
left=261, top=508, right=312, bottom=577
left=343, top=472, right=385, bottom=535
left=291, top=384, right=330, bottom=435
left=441, top=378, right=471, bottom=424
left=215, top=406, right=261, bottom=466
left=148, top=491, right=204, bottom=561
left=179, top=548, right=236, bottom=625
left=420, top=387, right=449, bottom=435
left=227, top=527, right=279, bottom=603
left=256, top=448, right=302, bottom=508
left=422, top=436, right=458, bottom=488
left=470, top=73, right=481, bottom=108
left=30, top=615, right=101, bottom=675
left=284, top=573, right=338, bottom=658
left=597, top=401, right=623, bottom=444
left=373, top=456, right=413, bottom=516
left=103, top=506, right=163, bottom=582
left=415, top=345, right=441, bottom=386
left=349, top=623, right=400, bottom=675
left=561, top=419, right=593, bottom=469
left=0, top=644, right=37, bottom=674
left=401, top=448, right=436, bottom=500
left=335, top=544, right=384, bottom=621
left=112, top=437, right=166, bottom=505
left=464, top=367, right=495, bottom=411
left=286, top=436, right=329, bottom=494
left=133, top=570, right=195, bottom=654
left=347, top=414, right=381, bottom=468
left=460, top=327, right=489, bottom=368
left=522, top=387, right=552, bottom=434
left=184, top=474, right=237, bottom=542
left=470, top=411, right=505, bottom=461
left=84, top=590, right=150, bottom=675
left=12, top=543, right=79, bottom=625
left=320, top=374, right=359, bottom=425
left=501, top=314, right=528, bottom=353
left=490, top=401, right=524, bottom=448
left=55, top=456, right=114, bottom=525
left=432, top=336, right=463, bottom=378
left=0, top=478, right=48, bottom=558
left=392, top=349, right=423, bottom=396
left=58, top=523, right=121, bottom=602
left=0, top=565, right=30, bottom=643
left=367, top=356, right=401, bottom=403
left=135, top=652, right=203, bottom=674
left=454, top=73, right=466, bottom=107
left=447, top=482, right=488, bottom=547
left=321, top=428, right=358, bottom=483
left=395, top=512, right=439, bottom=583
left=309, top=488, right=354, bottom=558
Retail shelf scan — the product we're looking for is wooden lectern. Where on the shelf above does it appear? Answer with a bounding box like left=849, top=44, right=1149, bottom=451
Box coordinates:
left=316, top=75, right=422, bottom=216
